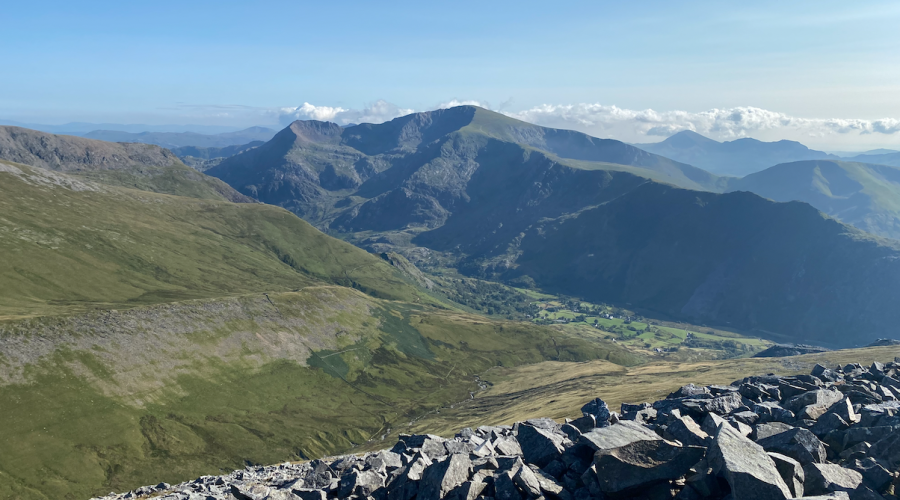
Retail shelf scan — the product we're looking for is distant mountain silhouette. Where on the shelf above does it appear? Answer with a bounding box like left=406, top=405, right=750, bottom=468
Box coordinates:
left=636, top=130, right=838, bottom=176
left=83, top=126, right=277, bottom=149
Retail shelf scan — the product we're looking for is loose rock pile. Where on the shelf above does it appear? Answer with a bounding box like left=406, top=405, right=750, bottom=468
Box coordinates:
left=95, top=359, right=900, bottom=500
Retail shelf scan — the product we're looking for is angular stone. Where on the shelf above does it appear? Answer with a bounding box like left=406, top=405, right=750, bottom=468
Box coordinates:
left=578, top=420, right=661, bottom=452
left=581, top=398, right=612, bottom=427
left=869, top=431, right=900, bottom=470
left=290, top=489, right=326, bottom=500
left=569, top=415, right=595, bottom=433
left=847, top=457, right=894, bottom=492
left=757, top=427, right=827, bottom=465
left=231, top=484, right=272, bottom=500
left=513, top=465, right=542, bottom=498
left=493, top=435, right=523, bottom=457
left=493, top=470, right=524, bottom=500
left=668, top=384, right=711, bottom=399
left=530, top=465, right=569, bottom=500
left=666, top=415, right=709, bottom=447
left=789, top=389, right=845, bottom=420
left=560, top=423, right=581, bottom=442
left=338, top=470, right=385, bottom=499
left=803, top=463, right=864, bottom=497
left=264, top=490, right=301, bottom=500
left=418, top=454, right=472, bottom=500
left=452, top=478, right=486, bottom=500
left=591, top=435, right=705, bottom=493
left=516, top=424, right=565, bottom=468
left=706, top=422, right=792, bottom=500
left=768, top=452, right=804, bottom=498
left=753, top=422, right=795, bottom=442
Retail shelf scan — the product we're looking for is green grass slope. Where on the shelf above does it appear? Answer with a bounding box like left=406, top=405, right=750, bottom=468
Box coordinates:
left=728, top=159, right=900, bottom=240
left=0, top=160, right=421, bottom=319
left=0, top=288, right=633, bottom=499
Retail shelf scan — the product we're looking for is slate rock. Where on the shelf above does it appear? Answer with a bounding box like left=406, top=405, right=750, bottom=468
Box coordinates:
left=338, top=470, right=385, bottom=499
left=581, top=398, right=612, bottom=427
left=753, top=422, right=795, bottom=442
left=291, top=489, right=327, bottom=500
left=494, top=435, right=524, bottom=457
left=706, top=422, right=792, bottom=500
left=591, top=433, right=705, bottom=493
left=419, top=454, right=472, bottom=500
left=516, top=424, right=566, bottom=468
left=666, top=415, right=710, bottom=447
left=847, top=457, right=894, bottom=492
left=768, top=452, right=804, bottom=498
left=513, top=465, right=542, bottom=498
left=790, top=390, right=845, bottom=420
left=231, top=484, right=272, bottom=500
left=757, top=427, right=828, bottom=465
left=493, top=470, right=524, bottom=500
left=668, top=384, right=711, bottom=399
left=578, top=420, right=661, bottom=452
left=868, top=431, right=900, bottom=470
left=803, top=463, right=864, bottom=498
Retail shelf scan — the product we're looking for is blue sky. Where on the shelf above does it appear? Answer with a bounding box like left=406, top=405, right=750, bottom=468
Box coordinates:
left=2, top=1, right=900, bottom=148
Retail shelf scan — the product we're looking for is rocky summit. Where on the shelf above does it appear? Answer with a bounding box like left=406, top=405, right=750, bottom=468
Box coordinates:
left=94, top=359, right=900, bottom=500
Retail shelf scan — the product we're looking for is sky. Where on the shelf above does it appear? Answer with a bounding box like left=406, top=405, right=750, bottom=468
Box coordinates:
left=2, top=0, right=900, bottom=150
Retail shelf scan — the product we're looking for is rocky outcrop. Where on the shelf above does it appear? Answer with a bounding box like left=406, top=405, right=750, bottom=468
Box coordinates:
left=94, top=360, right=900, bottom=500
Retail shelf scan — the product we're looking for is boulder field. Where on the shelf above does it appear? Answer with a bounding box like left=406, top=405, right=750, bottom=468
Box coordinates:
left=94, top=359, right=900, bottom=500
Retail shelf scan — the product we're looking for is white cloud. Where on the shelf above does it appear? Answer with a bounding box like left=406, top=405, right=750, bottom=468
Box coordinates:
left=277, top=100, right=413, bottom=126
left=501, top=104, right=900, bottom=146
left=268, top=99, right=900, bottom=149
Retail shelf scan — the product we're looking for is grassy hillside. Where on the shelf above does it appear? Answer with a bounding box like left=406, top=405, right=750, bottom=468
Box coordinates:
left=728, top=159, right=900, bottom=240
left=0, top=288, right=632, bottom=499
left=0, top=126, right=251, bottom=202
left=0, top=160, right=422, bottom=319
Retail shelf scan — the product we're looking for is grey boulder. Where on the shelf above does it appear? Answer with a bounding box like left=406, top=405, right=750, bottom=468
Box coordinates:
left=706, top=422, right=792, bottom=500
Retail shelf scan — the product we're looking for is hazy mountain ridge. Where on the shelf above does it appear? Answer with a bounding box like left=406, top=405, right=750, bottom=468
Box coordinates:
left=83, top=126, right=277, bottom=148
left=728, top=159, right=900, bottom=240
left=208, top=106, right=724, bottom=232
left=0, top=125, right=252, bottom=202
left=636, top=130, right=839, bottom=176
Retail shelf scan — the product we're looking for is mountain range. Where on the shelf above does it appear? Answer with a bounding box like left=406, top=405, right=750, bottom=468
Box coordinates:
left=0, top=126, right=628, bottom=499
left=82, top=126, right=277, bottom=148
left=728, top=159, right=900, bottom=240
left=635, top=130, right=840, bottom=176
left=206, top=105, right=900, bottom=346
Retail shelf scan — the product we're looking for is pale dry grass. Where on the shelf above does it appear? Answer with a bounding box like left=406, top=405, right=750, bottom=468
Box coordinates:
left=396, top=345, right=900, bottom=438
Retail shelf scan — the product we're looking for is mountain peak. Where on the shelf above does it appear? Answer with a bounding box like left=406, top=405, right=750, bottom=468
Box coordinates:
left=661, top=130, right=720, bottom=148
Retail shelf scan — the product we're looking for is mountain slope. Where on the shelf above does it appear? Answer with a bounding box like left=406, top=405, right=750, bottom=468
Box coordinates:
left=728, top=159, right=900, bottom=239
left=484, top=183, right=900, bottom=347
left=0, top=160, right=422, bottom=318
left=0, top=125, right=251, bottom=202
left=0, top=158, right=634, bottom=499
left=84, top=126, right=277, bottom=148
left=636, top=130, right=838, bottom=176
left=205, top=107, right=900, bottom=346
left=846, top=151, right=900, bottom=168
left=207, top=106, right=724, bottom=232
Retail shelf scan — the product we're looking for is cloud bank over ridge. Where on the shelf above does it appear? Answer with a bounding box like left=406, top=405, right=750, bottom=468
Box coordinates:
left=277, top=100, right=900, bottom=149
